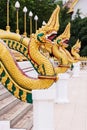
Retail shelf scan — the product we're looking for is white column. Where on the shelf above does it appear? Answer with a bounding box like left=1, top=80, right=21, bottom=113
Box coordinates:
left=72, top=61, right=81, bottom=77
left=32, top=83, right=56, bottom=130
left=55, top=73, right=70, bottom=103
left=0, top=121, right=25, bottom=130
left=0, top=121, right=10, bottom=130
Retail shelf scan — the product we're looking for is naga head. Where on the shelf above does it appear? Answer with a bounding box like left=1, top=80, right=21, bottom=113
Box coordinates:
left=54, top=22, right=71, bottom=48
left=71, top=39, right=81, bottom=60
left=36, top=5, right=60, bottom=44
left=72, top=39, right=81, bottom=53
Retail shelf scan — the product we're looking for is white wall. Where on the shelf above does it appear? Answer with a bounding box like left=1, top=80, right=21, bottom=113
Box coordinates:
left=55, top=0, right=87, bottom=18
left=66, top=0, right=87, bottom=18
left=72, top=0, right=87, bottom=18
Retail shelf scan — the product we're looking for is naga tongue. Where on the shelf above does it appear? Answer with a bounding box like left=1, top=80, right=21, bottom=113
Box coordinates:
left=63, top=39, right=69, bottom=44
left=48, top=34, right=57, bottom=41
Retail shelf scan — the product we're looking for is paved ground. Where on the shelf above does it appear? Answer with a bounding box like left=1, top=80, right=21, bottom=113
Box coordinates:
left=17, top=62, right=87, bottom=130
left=55, top=69, right=87, bottom=130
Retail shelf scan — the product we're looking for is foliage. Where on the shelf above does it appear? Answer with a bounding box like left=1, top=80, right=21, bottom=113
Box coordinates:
left=0, top=0, right=7, bottom=30
left=70, top=11, right=87, bottom=56
left=0, top=0, right=71, bottom=35
left=58, top=6, right=72, bottom=35
left=0, top=0, right=57, bottom=34
left=59, top=8, right=87, bottom=56
left=80, top=46, right=87, bottom=56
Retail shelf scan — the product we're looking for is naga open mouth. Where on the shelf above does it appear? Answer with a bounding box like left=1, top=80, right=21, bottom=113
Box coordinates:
left=46, top=31, right=57, bottom=42
left=75, top=47, right=80, bottom=52
left=63, top=39, right=69, bottom=44
left=62, top=39, right=69, bottom=47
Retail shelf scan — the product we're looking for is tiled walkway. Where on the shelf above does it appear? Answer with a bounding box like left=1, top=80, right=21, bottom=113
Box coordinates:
left=55, top=70, right=87, bottom=130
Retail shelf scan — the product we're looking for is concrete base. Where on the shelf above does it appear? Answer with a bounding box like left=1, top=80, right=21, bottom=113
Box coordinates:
left=55, top=98, right=69, bottom=104
left=72, top=62, right=81, bottom=77
left=55, top=73, right=70, bottom=104
left=0, top=121, right=25, bottom=130
left=32, top=83, right=56, bottom=130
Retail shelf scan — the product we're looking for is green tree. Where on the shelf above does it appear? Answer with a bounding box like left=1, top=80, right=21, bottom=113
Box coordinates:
left=0, top=0, right=7, bottom=30
left=68, top=10, right=82, bottom=51
left=70, top=9, right=87, bottom=56
left=80, top=46, right=87, bottom=56
left=0, top=0, right=57, bottom=34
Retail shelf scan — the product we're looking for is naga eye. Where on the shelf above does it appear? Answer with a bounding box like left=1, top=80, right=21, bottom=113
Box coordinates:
left=37, top=33, right=44, bottom=37
left=57, top=39, right=61, bottom=44
left=37, top=33, right=45, bottom=43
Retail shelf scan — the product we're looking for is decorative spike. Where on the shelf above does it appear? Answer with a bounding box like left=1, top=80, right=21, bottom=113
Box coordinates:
left=73, top=39, right=81, bottom=49
left=37, top=5, right=60, bottom=33
left=0, top=66, right=4, bottom=74
left=7, top=82, right=13, bottom=92
left=21, top=91, right=27, bottom=102
left=62, top=23, right=70, bottom=38
left=17, top=43, right=20, bottom=51
left=47, top=5, right=60, bottom=31
left=1, top=75, right=8, bottom=85
left=14, top=87, right=20, bottom=98
left=20, top=46, right=24, bottom=53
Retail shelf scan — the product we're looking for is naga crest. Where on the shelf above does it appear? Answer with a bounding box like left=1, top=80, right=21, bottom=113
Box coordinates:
left=54, top=22, right=71, bottom=48
left=71, top=39, right=81, bottom=60
left=72, top=39, right=81, bottom=53
left=35, top=5, right=60, bottom=44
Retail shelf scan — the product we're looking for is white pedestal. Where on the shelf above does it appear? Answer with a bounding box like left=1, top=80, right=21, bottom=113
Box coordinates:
left=32, top=83, right=56, bottom=130
left=55, top=73, right=70, bottom=104
left=0, top=121, right=25, bottom=130
left=72, top=61, right=81, bottom=77
left=0, top=121, right=10, bottom=130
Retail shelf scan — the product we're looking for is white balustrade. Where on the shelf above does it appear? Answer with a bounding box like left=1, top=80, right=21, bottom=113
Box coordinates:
left=32, top=83, right=56, bottom=130
left=72, top=61, right=81, bottom=77
left=55, top=73, right=70, bottom=103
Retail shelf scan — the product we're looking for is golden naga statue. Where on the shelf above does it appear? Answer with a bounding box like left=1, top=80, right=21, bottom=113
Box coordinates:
left=40, top=23, right=76, bottom=74
left=40, top=23, right=75, bottom=74
left=54, top=22, right=81, bottom=65
left=39, top=23, right=71, bottom=74
left=0, top=6, right=60, bottom=103
left=55, top=23, right=75, bottom=64
left=52, top=23, right=72, bottom=73
left=71, top=39, right=81, bottom=61
left=43, top=22, right=81, bottom=74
